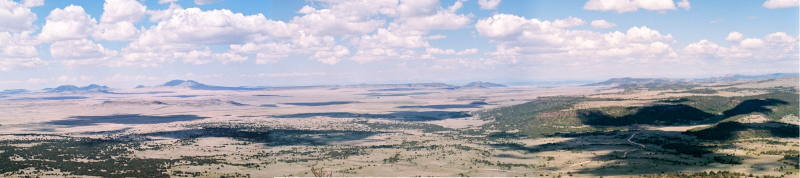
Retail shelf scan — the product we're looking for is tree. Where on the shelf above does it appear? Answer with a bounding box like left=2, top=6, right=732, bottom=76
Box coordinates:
left=311, top=167, right=333, bottom=177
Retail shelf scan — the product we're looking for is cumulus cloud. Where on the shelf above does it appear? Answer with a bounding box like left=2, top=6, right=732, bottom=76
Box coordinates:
left=552, top=16, right=585, bottom=28
left=93, top=22, right=140, bottom=41
left=478, top=0, right=502, bottom=10
left=22, top=0, right=43, bottom=7
left=173, top=50, right=247, bottom=65
left=624, top=26, right=675, bottom=43
left=676, top=0, right=691, bottom=10
left=311, top=45, right=350, bottom=64
left=349, top=28, right=431, bottom=62
left=387, top=0, right=472, bottom=36
left=590, top=20, right=617, bottom=28
left=683, top=32, right=798, bottom=61
left=138, top=7, right=292, bottom=45
left=95, top=0, right=144, bottom=41
left=762, top=0, right=799, bottom=9
left=476, top=14, right=678, bottom=62
left=583, top=0, right=677, bottom=13
left=290, top=8, right=385, bottom=36
left=120, top=6, right=314, bottom=66
left=158, top=0, right=178, bottom=4
left=26, top=78, right=47, bottom=84
left=0, top=31, right=44, bottom=71
left=50, top=39, right=119, bottom=67
left=426, top=47, right=478, bottom=55
left=0, top=0, right=43, bottom=32
left=229, top=33, right=346, bottom=64
left=725, top=31, right=743, bottom=43
left=740, top=38, right=765, bottom=49
left=38, top=5, right=98, bottom=42
left=195, top=0, right=223, bottom=5
left=100, top=0, right=146, bottom=23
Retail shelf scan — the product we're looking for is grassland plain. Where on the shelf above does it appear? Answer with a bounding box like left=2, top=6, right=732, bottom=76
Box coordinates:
left=0, top=77, right=797, bottom=177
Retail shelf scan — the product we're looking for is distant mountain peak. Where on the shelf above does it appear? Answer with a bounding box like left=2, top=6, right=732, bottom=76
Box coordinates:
left=583, top=73, right=799, bottom=89
left=152, top=79, right=262, bottom=91
left=464, top=81, right=506, bottom=88
left=47, top=84, right=109, bottom=93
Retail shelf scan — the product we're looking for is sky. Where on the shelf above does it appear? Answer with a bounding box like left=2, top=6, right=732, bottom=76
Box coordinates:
left=0, top=0, right=798, bottom=90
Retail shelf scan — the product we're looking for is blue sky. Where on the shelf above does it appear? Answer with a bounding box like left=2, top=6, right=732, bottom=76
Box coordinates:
left=0, top=0, right=797, bottom=89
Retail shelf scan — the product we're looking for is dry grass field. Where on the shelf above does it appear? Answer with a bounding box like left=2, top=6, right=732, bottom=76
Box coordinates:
left=0, top=78, right=797, bottom=177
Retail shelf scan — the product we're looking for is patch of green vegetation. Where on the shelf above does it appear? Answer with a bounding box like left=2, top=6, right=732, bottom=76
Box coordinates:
left=365, top=92, right=433, bottom=97
left=473, top=96, right=615, bottom=138
left=667, top=88, right=718, bottom=94
left=0, top=136, right=201, bottom=178
left=684, top=121, right=799, bottom=141
left=660, top=92, right=799, bottom=120
left=639, top=170, right=749, bottom=178
left=355, top=120, right=452, bottom=133
left=576, top=104, right=714, bottom=126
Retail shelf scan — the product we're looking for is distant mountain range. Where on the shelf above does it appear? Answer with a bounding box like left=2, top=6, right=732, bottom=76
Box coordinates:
left=142, top=80, right=265, bottom=91
left=4, top=73, right=793, bottom=94
left=463, top=81, right=507, bottom=88
left=46, top=84, right=110, bottom=93
left=584, top=73, right=798, bottom=89
left=1, top=89, right=28, bottom=95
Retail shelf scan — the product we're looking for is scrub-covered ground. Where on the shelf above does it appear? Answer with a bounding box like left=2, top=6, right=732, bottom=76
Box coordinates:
left=0, top=77, right=797, bottom=177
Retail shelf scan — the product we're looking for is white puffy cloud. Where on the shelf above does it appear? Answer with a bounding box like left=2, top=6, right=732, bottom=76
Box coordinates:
left=739, top=38, right=765, bottom=49
left=0, top=0, right=43, bottom=32
left=93, top=21, right=140, bottom=41
left=396, top=0, right=439, bottom=18
left=229, top=33, right=346, bottom=64
left=230, top=42, right=293, bottom=63
left=100, top=0, right=146, bottom=23
left=474, top=14, right=530, bottom=40
left=624, top=26, right=675, bottom=43
left=349, top=28, right=431, bottom=62
left=552, top=16, right=585, bottom=28
left=683, top=39, right=720, bottom=55
left=50, top=39, right=119, bottom=67
left=55, top=75, right=74, bottom=82
left=297, top=5, right=316, bottom=14
left=147, top=3, right=182, bottom=22
left=96, top=0, right=144, bottom=42
left=158, top=0, right=178, bottom=4
left=138, top=7, right=292, bottom=45
left=763, top=32, right=797, bottom=43
left=26, top=78, right=47, bottom=84
left=195, top=0, right=223, bottom=5
left=290, top=7, right=385, bottom=36
left=590, top=20, right=617, bottom=28
left=478, top=0, right=502, bottom=10
left=387, top=1, right=472, bottom=35
left=311, top=45, right=351, bottom=64
left=683, top=32, right=798, bottom=61
left=352, top=28, right=429, bottom=49
left=583, top=0, right=677, bottom=13
left=676, top=0, right=691, bottom=10
left=120, top=6, right=309, bottom=66
left=0, top=31, right=44, bottom=71
left=725, top=31, right=743, bottom=43
left=38, top=5, right=98, bottom=42
left=22, top=0, right=43, bottom=7
left=762, top=0, right=799, bottom=9
left=174, top=50, right=247, bottom=65
left=426, top=47, right=478, bottom=55
left=476, top=14, right=678, bottom=62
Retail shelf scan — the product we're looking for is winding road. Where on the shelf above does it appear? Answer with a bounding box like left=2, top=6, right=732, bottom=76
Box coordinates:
left=622, top=132, right=645, bottom=158
left=560, top=132, right=646, bottom=170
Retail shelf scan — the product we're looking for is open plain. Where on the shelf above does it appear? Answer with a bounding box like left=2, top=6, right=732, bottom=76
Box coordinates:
left=0, top=77, right=798, bottom=178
